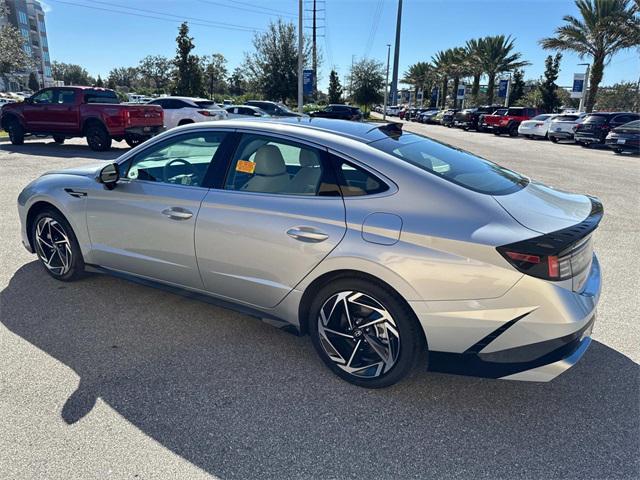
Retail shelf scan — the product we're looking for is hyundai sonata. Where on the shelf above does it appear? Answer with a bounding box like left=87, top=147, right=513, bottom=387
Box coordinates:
left=17, top=118, right=602, bottom=388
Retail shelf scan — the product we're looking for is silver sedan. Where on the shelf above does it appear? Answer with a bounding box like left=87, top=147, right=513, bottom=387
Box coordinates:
left=17, top=118, right=602, bottom=388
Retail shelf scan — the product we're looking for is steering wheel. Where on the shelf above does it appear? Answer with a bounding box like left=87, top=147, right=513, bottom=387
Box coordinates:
left=163, top=158, right=199, bottom=184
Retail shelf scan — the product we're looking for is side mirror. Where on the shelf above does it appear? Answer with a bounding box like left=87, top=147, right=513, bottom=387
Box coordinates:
left=98, top=163, right=119, bottom=189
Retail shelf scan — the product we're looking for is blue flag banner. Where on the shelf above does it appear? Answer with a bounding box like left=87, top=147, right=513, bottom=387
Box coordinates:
left=303, top=69, right=314, bottom=96
left=571, top=73, right=585, bottom=98
left=498, top=79, right=509, bottom=98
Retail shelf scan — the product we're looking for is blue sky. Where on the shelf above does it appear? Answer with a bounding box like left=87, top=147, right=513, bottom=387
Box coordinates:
left=43, top=0, right=639, bottom=91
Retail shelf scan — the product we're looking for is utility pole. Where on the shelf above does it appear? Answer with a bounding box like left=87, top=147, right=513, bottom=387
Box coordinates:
left=349, top=54, right=355, bottom=101
left=312, top=0, right=317, bottom=100
left=383, top=43, right=390, bottom=120
left=297, top=0, right=303, bottom=113
left=577, top=63, right=590, bottom=113
left=390, top=0, right=403, bottom=106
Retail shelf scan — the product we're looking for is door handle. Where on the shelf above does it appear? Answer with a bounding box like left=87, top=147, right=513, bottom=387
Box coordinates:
left=286, top=227, right=329, bottom=242
left=161, top=207, right=193, bottom=220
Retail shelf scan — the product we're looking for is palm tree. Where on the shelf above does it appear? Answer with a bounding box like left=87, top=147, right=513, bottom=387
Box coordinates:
left=478, top=35, right=530, bottom=105
left=540, top=0, right=639, bottom=112
left=465, top=37, right=487, bottom=105
left=432, top=49, right=456, bottom=108
left=448, top=47, right=471, bottom=108
left=401, top=61, right=434, bottom=107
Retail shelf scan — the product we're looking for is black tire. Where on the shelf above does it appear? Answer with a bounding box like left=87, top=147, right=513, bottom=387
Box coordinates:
left=508, top=124, right=519, bottom=136
left=493, top=131, right=501, bottom=136
left=53, top=135, right=65, bottom=144
left=6, top=118, right=25, bottom=145
left=125, top=136, right=145, bottom=148
left=613, top=148, right=623, bottom=154
left=178, top=119, right=194, bottom=126
left=31, top=208, right=85, bottom=282
left=550, top=136, right=558, bottom=143
left=309, top=278, right=425, bottom=388
left=85, top=123, right=112, bottom=151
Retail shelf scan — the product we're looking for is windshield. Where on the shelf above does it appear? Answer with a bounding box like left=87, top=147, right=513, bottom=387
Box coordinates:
left=532, top=114, right=552, bottom=121
left=553, top=115, right=578, bottom=122
left=194, top=101, right=220, bottom=109
left=370, top=133, right=528, bottom=195
left=276, top=103, right=295, bottom=113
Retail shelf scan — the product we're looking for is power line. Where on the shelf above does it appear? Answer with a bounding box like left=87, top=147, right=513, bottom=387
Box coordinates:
left=226, top=0, right=295, bottom=17
left=363, top=0, right=383, bottom=59
left=49, top=0, right=265, bottom=32
left=89, top=0, right=264, bottom=32
left=196, top=0, right=296, bottom=18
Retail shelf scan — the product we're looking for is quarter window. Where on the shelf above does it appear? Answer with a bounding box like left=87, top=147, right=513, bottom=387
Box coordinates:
left=225, top=134, right=336, bottom=196
left=123, top=132, right=226, bottom=187
left=331, top=156, right=389, bottom=196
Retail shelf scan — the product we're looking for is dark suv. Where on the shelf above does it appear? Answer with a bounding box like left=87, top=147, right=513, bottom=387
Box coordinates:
left=574, top=112, right=640, bottom=147
left=309, top=104, right=363, bottom=121
left=245, top=100, right=303, bottom=117
left=454, top=105, right=502, bottom=130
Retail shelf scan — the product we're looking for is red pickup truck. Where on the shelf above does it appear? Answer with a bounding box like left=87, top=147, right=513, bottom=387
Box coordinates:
left=478, top=107, right=544, bottom=136
left=0, top=86, right=164, bottom=151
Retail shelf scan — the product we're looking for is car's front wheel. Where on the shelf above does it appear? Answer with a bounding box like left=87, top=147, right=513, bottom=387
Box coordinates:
left=53, top=135, right=65, bottom=144
left=309, top=278, right=424, bottom=388
left=6, top=119, right=25, bottom=145
left=31, top=209, right=85, bottom=281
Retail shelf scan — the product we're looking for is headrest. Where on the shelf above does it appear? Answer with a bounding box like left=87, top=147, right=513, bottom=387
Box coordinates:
left=299, top=149, right=320, bottom=167
left=254, top=145, right=286, bottom=176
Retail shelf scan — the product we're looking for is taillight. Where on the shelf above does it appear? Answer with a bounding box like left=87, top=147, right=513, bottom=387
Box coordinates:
left=198, top=110, right=215, bottom=116
left=500, top=248, right=571, bottom=280
left=123, top=110, right=131, bottom=125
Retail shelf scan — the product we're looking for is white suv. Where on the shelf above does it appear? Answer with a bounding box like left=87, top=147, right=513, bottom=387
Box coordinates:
left=147, top=96, right=227, bottom=130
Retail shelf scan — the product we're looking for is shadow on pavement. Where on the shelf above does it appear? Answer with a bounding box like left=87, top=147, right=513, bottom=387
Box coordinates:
left=2, top=262, right=638, bottom=479
left=0, top=140, right=127, bottom=161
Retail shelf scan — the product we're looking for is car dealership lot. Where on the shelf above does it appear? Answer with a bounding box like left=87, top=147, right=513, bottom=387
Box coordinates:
left=0, top=136, right=638, bottom=479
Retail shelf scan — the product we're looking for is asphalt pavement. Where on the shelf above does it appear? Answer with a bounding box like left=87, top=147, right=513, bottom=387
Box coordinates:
left=0, top=132, right=638, bottom=480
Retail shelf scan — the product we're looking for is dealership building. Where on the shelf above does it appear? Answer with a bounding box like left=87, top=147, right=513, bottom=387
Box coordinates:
left=0, top=0, right=53, bottom=92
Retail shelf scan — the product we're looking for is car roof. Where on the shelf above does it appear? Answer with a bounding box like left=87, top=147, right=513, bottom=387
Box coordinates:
left=176, top=117, right=403, bottom=144
left=158, top=96, right=211, bottom=102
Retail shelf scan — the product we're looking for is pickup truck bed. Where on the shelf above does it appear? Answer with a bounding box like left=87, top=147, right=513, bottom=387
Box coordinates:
left=0, top=86, right=164, bottom=150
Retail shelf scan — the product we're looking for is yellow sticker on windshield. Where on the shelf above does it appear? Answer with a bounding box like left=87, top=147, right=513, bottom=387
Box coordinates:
left=236, top=160, right=256, bottom=174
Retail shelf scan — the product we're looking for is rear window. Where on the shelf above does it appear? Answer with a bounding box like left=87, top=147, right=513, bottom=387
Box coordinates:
left=507, top=108, right=524, bottom=116
left=194, top=101, right=220, bottom=109
left=370, top=133, right=528, bottom=195
left=84, top=89, right=119, bottom=104
left=532, top=114, right=552, bottom=121
left=583, top=114, right=608, bottom=124
left=554, top=115, right=578, bottom=121
left=619, top=120, right=640, bottom=129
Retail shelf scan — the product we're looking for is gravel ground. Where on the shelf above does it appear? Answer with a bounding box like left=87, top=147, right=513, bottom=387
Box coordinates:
left=0, top=133, right=638, bottom=480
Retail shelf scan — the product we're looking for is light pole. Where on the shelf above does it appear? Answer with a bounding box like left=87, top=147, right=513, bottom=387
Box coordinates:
left=297, top=0, right=303, bottom=113
left=383, top=44, right=390, bottom=121
left=390, top=0, right=403, bottom=105
left=577, top=63, right=590, bottom=113
left=504, top=73, right=512, bottom=108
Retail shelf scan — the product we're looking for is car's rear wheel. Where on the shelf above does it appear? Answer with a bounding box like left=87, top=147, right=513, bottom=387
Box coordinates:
left=53, top=135, right=65, bottom=144
left=309, top=278, right=424, bottom=388
left=550, top=136, right=558, bottom=143
left=86, top=123, right=112, bottom=151
left=31, top=209, right=85, bottom=281
left=508, top=124, right=519, bottom=136
left=6, top=119, right=25, bottom=145
left=613, top=148, right=623, bottom=154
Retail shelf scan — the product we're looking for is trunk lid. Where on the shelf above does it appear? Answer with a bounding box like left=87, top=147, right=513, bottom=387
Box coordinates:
left=493, top=182, right=593, bottom=234
left=124, top=104, right=163, bottom=127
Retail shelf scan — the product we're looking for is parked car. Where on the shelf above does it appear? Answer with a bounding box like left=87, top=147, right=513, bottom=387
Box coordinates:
left=385, top=105, right=401, bottom=116
left=454, top=105, right=503, bottom=130
left=546, top=113, right=586, bottom=143
left=574, top=112, right=640, bottom=147
left=245, top=100, right=303, bottom=117
left=480, top=107, right=544, bottom=136
left=433, top=109, right=447, bottom=124
left=518, top=114, right=560, bottom=139
left=605, top=120, right=640, bottom=154
left=0, top=86, right=164, bottom=150
left=18, top=118, right=602, bottom=388
left=309, top=104, right=363, bottom=121
left=478, top=108, right=507, bottom=132
left=0, top=97, right=17, bottom=107
left=418, top=109, right=440, bottom=123
left=441, top=109, right=460, bottom=127
left=224, top=105, right=270, bottom=118
left=147, top=96, right=227, bottom=130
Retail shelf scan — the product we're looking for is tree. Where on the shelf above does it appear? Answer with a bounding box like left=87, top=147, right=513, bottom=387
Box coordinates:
left=228, top=66, right=247, bottom=96
left=539, top=53, right=563, bottom=112
left=509, top=68, right=525, bottom=106
left=202, top=53, right=228, bottom=98
left=401, top=62, right=433, bottom=107
left=51, top=61, right=94, bottom=86
left=478, top=35, right=530, bottom=105
left=0, top=0, right=33, bottom=86
left=28, top=72, right=39, bottom=91
left=540, top=0, right=640, bottom=112
left=349, top=58, right=385, bottom=112
left=173, top=22, right=204, bottom=96
left=107, top=67, right=140, bottom=89
left=107, top=76, right=116, bottom=90
left=95, top=75, right=104, bottom=87
left=432, top=49, right=455, bottom=107
left=138, top=55, right=174, bottom=93
left=327, top=69, right=343, bottom=103
left=244, top=19, right=305, bottom=103
left=594, top=81, right=640, bottom=110
left=465, top=37, right=486, bottom=105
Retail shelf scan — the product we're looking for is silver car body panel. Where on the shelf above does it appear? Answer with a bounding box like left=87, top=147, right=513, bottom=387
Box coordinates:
left=17, top=119, right=602, bottom=382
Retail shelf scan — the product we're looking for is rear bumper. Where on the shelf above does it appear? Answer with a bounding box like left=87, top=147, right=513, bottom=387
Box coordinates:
left=411, top=254, right=601, bottom=382
left=605, top=138, right=639, bottom=151
left=124, top=125, right=164, bottom=137
left=574, top=133, right=603, bottom=144
left=549, top=131, right=574, bottom=140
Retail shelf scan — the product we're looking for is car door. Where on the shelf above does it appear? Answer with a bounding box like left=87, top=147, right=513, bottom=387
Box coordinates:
left=22, top=88, right=54, bottom=131
left=46, top=89, right=79, bottom=132
left=86, top=130, right=231, bottom=289
left=195, top=132, right=347, bottom=308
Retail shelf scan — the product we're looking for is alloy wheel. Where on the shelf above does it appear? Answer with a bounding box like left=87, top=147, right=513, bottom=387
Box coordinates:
left=317, top=291, right=400, bottom=378
left=34, top=217, right=73, bottom=276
